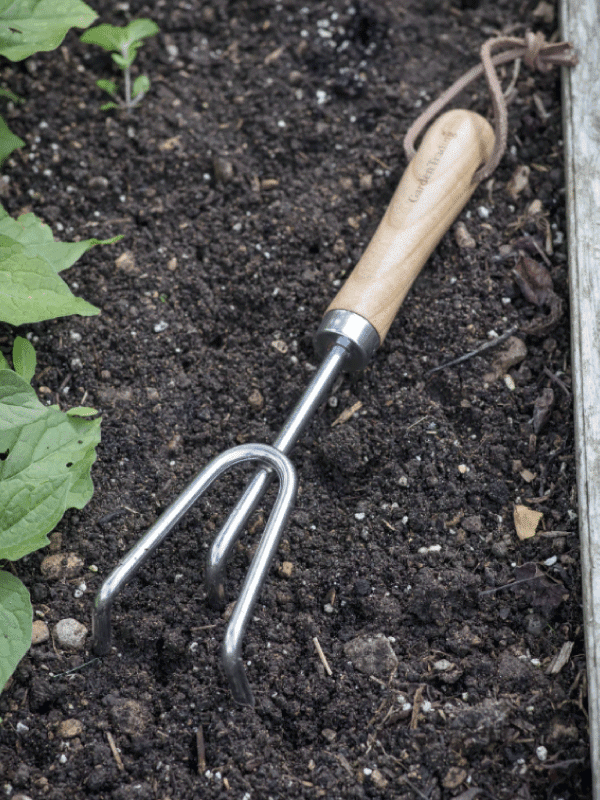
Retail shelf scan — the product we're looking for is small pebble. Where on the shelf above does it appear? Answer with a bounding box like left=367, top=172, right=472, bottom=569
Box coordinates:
left=31, top=620, right=50, bottom=645
left=271, top=339, right=288, bottom=354
left=57, top=719, right=83, bottom=739
left=248, top=389, right=264, bottom=410
left=88, top=176, right=109, bottom=190
left=279, top=561, right=293, bottom=578
left=40, top=553, right=84, bottom=581
left=212, top=155, right=234, bottom=183
left=454, top=220, right=476, bottom=248
left=477, top=205, right=490, bottom=219
left=536, top=745, right=548, bottom=762
left=54, top=618, right=88, bottom=651
left=154, top=321, right=169, bottom=333
left=115, top=251, right=137, bottom=273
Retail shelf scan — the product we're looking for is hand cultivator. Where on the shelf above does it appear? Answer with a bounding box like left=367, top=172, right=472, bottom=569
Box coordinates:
left=92, top=109, right=494, bottom=706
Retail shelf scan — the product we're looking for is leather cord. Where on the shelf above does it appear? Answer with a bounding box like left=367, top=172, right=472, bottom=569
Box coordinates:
left=403, top=31, right=578, bottom=183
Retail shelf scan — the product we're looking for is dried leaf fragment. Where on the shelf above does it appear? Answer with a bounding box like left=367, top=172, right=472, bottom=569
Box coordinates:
left=513, top=256, right=553, bottom=306
left=506, top=165, right=530, bottom=200
left=514, top=504, right=543, bottom=540
left=532, top=1, right=555, bottom=24
left=532, top=387, right=555, bottom=433
left=513, top=255, right=564, bottom=335
left=484, top=336, right=527, bottom=382
left=454, top=221, right=476, bottom=249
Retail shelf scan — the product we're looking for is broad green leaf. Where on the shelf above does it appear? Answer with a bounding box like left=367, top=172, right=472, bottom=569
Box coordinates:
left=0, top=368, right=46, bottom=431
left=132, top=75, right=150, bottom=99
left=0, top=206, right=122, bottom=325
left=0, top=240, right=100, bottom=324
left=0, top=571, right=32, bottom=693
left=0, top=352, right=8, bottom=370
left=100, top=102, right=118, bottom=111
left=0, top=114, right=24, bottom=164
left=0, top=0, right=97, bottom=61
left=96, top=79, right=117, bottom=97
left=0, top=370, right=101, bottom=561
left=12, top=337, right=35, bottom=383
left=0, top=206, right=121, bottom=273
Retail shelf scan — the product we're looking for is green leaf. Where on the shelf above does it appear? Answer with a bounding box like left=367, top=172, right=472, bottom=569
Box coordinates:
left=66, top=407, right=99, bottom=418
left=0, top=352, right=8, bottom=370
left=12, top=337, right=35, bottom=383
left=132, top=75, right=150, bottom=99
left=0, top=206, right=122, bottom=325
left=0, top=571, right=32, bottom=693
left=96, top=79, right=117, bottom=97
left=0, top=114, right=24, bottom=165
left=0, top=86, right=24, bottom=104
left=100, top=101, right=118, bottom=111
left=80, top=22, right=127, bottom=52
left=0, top=0, right=97, bottom=61
left=111, top=52, right=131, bottom=70
left=124, top=19, right=159, bottom=42
left=0, top=370, right=101, bottom=561
left=81, top=19, right=158, bottom=53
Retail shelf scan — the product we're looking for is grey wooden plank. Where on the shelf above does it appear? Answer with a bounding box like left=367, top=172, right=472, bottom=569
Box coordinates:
left=560, top=0, right=600, bottom=793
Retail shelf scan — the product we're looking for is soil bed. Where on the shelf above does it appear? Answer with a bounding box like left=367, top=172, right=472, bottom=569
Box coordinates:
left=0, top=1, right=590, bottom=798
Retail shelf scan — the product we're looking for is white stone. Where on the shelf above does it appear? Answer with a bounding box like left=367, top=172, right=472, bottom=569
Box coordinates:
left=54, top=618, right=88, bottom=651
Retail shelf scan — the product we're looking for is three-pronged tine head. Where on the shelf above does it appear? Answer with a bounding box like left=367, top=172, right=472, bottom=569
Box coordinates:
left=91, top=443, right=297, bottom=706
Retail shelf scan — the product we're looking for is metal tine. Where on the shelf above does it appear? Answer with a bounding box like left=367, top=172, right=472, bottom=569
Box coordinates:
left=92, top=443, right=297, bottom=704
left=205, top=340, right=352, bottom=609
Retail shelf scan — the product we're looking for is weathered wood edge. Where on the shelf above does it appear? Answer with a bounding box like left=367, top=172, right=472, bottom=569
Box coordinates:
left=560, top=1, right=600, bottom=793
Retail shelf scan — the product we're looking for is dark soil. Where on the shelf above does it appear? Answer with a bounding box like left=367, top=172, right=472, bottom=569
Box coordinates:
left=0, top=0, right=590, bottom=798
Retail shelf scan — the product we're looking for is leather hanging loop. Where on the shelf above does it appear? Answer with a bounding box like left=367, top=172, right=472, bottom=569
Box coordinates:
left=403, top=31, right=578, bottom=184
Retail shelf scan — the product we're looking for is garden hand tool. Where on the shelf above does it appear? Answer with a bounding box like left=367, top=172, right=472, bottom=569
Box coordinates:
left=92, top=108, right=495, bottom=707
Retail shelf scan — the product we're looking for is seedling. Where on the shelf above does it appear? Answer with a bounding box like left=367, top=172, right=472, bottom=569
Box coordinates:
left=81, top=19, right=159, bottom=111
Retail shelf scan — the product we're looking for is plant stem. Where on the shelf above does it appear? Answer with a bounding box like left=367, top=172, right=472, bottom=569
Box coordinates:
left=124, top=65, right=131, bottom=110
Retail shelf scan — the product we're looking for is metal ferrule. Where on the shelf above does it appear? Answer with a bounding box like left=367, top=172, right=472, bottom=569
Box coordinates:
left=314, top=309, right=380, bottom=372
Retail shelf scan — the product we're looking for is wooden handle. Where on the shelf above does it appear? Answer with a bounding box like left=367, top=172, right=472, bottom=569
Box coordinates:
left=326, top=109, right=495, bottom=342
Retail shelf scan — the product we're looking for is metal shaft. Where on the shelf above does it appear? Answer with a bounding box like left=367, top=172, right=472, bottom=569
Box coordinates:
left=205, top=310, right=380, bottom=607
left=205, top=341, right=350, bottom=607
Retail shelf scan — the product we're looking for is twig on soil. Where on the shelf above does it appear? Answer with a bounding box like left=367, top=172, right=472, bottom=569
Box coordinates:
left=543, top=366, right=572, bottom=398
left=312, top=636, right=333, bottom=676
left=196, top=727, right=206, bottom=775
left=401, top=774, right=432, bottom=800
left=546, top=641, right=574, bottom=675
left=106, top=731, right=125, bottom=771
left=50, top=658, right=99, bottom=679
left=409, top=685, right=425, bottom=730
left=425, top=325, right=519, bottom=376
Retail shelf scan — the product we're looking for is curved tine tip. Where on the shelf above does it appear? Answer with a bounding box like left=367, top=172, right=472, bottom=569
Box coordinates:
left=222, top=642, right=255, bottom=707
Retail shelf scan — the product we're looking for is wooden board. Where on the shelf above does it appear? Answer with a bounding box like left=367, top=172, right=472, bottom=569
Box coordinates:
left=560, top=0, right=600, bottom=793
